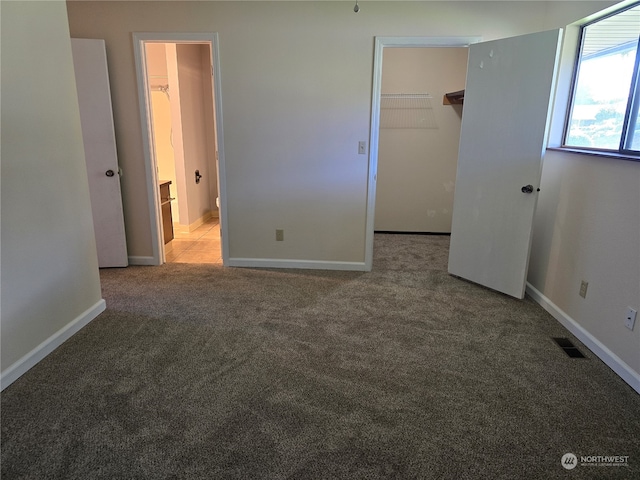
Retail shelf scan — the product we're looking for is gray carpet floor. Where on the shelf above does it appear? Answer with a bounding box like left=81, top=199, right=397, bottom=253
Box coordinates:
left=2, top=234, right=639, bottom=479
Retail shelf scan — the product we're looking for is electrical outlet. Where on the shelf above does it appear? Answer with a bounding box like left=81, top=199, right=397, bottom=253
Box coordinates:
left=625, top=307, right=637, bottom=331
left=275, top=229, right=284, bottom=241
left=358, top=141, right=367, bottom=155
left=579, top=281, right=588, bottom=298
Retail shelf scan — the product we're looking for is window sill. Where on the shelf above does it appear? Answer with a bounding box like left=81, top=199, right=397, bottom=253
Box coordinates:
left=547, top=147, right=640, bottom=163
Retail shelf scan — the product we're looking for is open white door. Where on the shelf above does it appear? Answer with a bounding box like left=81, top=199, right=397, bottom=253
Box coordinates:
left=448, top=29, right=562, bottom=299
left=72, top=39, right=128, bottom=267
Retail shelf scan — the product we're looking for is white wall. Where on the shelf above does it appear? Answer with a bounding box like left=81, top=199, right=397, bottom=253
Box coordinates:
left=375, top=47, right=467, bottom=232
left=528, top=151, right=640, bottom=383
left=1, top=0, right=104, bottom=388
left=526, top=2, right=640, bottom=391
left=66, top=1, right=616, bottom=264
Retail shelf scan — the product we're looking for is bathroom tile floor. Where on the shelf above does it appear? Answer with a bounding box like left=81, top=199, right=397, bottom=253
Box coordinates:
left=164, top=217, right=222, bottom=264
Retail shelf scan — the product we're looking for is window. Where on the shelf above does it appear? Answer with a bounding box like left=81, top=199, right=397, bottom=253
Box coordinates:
left=564, top=3, right=640, bottom=156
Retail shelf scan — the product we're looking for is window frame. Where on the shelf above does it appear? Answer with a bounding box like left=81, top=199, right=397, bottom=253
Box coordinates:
left=562, top=2, right=640, bottom=161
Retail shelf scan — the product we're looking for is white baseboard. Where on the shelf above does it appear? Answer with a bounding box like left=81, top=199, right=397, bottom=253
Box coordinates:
left=526, top=282, right=640, bottom=395
left=227, top=257, right=368, bottom=271
left=128, top=256, right=157, bottom=266
left=173, top=211, right=214, bottom=234
left=0, top=299, right=106, bottom=391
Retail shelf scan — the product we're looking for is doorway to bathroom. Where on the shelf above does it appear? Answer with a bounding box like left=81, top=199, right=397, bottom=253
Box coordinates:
left=133, top=33, right=227, bottom=266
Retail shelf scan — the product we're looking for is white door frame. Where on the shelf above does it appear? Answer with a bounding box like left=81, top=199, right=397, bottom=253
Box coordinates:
left=365, top=36, right=482, bottom=270
left=132, top=32, right=228, bottom=265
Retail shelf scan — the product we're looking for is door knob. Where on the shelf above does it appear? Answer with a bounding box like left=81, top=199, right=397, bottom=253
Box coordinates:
left=521, top=184, right=534, bottom=194
left=105, top=169, right=115, bottom=177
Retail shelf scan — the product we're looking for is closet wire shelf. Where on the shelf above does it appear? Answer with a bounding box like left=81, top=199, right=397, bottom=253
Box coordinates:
left=380, top=93, right=438, bottom=129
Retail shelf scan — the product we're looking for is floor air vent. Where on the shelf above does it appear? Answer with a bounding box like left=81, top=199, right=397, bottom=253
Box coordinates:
left=552, top=337, right=586, bottom=358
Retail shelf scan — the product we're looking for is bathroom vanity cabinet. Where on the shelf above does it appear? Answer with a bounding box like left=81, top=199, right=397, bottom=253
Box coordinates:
left=159, top=180, right=174, bottom=244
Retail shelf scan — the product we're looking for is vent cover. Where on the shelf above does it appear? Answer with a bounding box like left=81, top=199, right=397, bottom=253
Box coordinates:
left=552, top=337, right=586, bottom=358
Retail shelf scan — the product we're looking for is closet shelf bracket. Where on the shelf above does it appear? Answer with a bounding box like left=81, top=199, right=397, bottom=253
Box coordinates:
left=443, top=89, right=464, bottom=105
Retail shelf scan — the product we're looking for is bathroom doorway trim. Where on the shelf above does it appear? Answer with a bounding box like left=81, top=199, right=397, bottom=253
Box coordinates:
left=133, top=32, right=228, bottom=265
